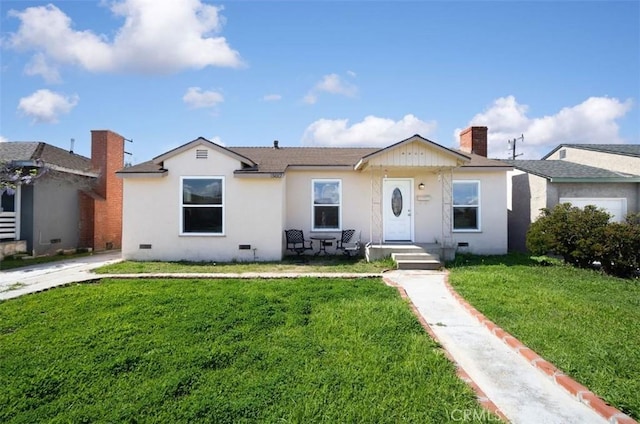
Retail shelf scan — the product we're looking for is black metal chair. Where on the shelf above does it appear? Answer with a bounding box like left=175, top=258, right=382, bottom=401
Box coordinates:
left=284, top=229, right=313, bottom=255
left=336, top=229, right=360, bottom=257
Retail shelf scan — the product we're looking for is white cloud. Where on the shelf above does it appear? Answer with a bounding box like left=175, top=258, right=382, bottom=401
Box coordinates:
left=262, top=94, right=282, bottom=102
left=24, top=52, right=61, bottom=83
left=183, top=87, right=224, bottom=109
left=6, top=1, right=242, bottom=80
left=209, top=135, right=225, bottom=146
left=457, top=96, right=634, bottom=159
left=304, top=73, right=357, bottom=104
left=17, top=89, right=78, bottom=123
left=302, top=114, right=437, bottom=147
left=0, top=136, right=8, bottom=143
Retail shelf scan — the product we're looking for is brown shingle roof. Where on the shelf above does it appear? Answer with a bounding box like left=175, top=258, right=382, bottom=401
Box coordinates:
left=118, top=145, right=510, bottom=175
left=230, top=147, right=379, bottom=173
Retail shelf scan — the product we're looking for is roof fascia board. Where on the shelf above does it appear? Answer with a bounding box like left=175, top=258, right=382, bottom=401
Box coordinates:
left=286, top=165, right=354, bottom=171
left=45, top=163, right=99, bottom=178
left=550, top=177, right=640, bottom=183
left=456, top=166, right=513, bottom=172
left=233, top=171, right=284, bottom=179
left=116, top=171, right=168, bottom=179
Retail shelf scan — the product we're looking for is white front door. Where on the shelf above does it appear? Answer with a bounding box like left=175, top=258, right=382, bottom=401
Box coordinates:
left=383, top=179, right=413, bottom=241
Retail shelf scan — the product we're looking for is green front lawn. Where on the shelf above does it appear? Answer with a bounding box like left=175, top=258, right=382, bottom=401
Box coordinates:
left=0, top=278, right=491, bottom=423
left=95, top=256, right=395, bottom=274
left=448, top=254, right=640, bottom=419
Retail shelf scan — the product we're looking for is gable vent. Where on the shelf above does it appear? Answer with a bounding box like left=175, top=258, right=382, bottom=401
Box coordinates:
left=196, top=149, right=208, bottom=159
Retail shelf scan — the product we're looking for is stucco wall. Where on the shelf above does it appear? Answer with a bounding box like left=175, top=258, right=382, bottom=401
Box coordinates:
left=285, top=170, right=372, bottom=246
left=121, top=146, right=285, bottom=261
left=31, top=176, right=82, bottom=256
left=547, top=147, right=640, bottom=175
left=123, top=148, right=510, bottom=260
left=546, top=182, right=639, bottom=215
left=451, top=170, right=509, bottom=255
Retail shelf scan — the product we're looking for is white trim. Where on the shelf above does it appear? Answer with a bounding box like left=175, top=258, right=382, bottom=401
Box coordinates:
left=382, top=178, right=414, bottom=242
left=452, top=180, right=482, bottom=232
left=179, top=176, right=225, bottom=236
left=311, top=178, right=342, bottom=232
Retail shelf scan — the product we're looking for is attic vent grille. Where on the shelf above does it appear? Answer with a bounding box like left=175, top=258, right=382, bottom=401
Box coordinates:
left=196, top=149, right=208, bottom=159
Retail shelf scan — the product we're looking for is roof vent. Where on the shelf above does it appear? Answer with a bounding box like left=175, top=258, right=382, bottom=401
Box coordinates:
left=273, top=140, right=279, bottom=149
left=196, top=149, right=208, bottom=159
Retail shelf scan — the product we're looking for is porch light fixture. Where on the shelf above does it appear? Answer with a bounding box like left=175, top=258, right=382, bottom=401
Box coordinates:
left=418, top=183, right=425, bottom=190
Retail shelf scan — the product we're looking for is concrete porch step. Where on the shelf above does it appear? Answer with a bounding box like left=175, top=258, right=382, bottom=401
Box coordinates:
left=391, top=252, right=440, bottom=262
left=392, top=252, right=442, bottom=270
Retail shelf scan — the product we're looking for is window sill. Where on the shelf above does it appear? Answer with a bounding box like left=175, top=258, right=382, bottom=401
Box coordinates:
left=452, top=229, right=482, bottom=233
left=179, top=233, right=226, bottom=237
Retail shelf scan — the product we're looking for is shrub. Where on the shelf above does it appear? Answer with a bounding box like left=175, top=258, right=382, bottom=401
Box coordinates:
left=526, top=203, right=610, bottom=268
left=600, top=213, right=640, bottom=278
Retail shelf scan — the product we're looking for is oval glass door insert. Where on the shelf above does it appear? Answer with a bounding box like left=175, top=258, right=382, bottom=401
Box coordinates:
left=391, top=187, right=403, bottom=217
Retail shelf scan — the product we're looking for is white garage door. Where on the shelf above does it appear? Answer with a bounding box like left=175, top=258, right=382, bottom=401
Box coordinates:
left=559, top=198, right=627, bottom=222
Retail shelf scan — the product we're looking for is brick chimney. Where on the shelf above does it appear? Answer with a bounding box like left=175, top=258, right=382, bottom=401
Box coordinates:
left=459, top=126, right=488, bottom=157
left=79, top=130, right=124, bottom=251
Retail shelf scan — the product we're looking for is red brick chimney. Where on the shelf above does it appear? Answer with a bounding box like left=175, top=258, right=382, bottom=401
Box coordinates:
left=79, top=130, right=124, bottom=251
left=459, top=126, right=488, bottom=157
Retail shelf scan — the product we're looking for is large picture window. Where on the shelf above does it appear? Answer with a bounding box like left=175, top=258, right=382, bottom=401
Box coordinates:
left=312, top=179, right=341, bottom=231
left=181, top=177, right=224, bottom=235
left=453, top=180, right=480, bottom=231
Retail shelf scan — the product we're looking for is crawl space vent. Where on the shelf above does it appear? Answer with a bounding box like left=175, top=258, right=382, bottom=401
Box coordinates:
left=196, top=149, right=208, bottom=159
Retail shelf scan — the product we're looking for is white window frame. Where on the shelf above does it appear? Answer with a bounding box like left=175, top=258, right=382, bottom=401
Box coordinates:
left=452, top=180, right=481, bottom=232
left=179, top=176, right=225, bottom=236
left=311, top=179, right=342, bottom=232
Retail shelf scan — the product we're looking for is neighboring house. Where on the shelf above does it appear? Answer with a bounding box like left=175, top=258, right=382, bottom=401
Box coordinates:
left=506, top=144, right=640, bottom=252
left=0, top=130, right=124, bottom=258
left=117, top=126, right=511, bottom=262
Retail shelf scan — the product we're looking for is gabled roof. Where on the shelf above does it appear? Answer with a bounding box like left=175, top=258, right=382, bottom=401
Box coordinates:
left=504, top=159, right=640, bottom=182
left=542, top=144, right=640, bottom=159
left=0, top=141, right=97, bottom=176
left=355, top=134, right=470, bottom=170
left=153, top=137, right=257, bottom=167
left=118, top=135, right=510, bottom=176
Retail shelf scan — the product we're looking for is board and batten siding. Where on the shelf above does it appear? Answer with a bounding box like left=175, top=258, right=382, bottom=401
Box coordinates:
left=368, top=143, right=462, bottom=168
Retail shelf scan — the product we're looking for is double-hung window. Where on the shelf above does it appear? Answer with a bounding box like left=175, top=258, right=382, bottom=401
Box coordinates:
left=312, top=179, right=341, bottom=231
left=453, top=180, right=480, bottom=231
left=181, top=177, right=224, bottom=235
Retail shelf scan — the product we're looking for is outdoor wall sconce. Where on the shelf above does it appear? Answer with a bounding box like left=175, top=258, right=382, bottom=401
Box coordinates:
left=418, top=183, right=425, bottom=190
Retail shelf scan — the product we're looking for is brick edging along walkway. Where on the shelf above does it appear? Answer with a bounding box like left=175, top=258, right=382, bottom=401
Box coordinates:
left=442, top=275, right=637, bottom=424
left=382, top=276, right=508, bottom=423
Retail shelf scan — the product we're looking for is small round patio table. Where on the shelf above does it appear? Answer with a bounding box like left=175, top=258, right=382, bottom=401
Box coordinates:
left=310, top=235, right=336, bottom=255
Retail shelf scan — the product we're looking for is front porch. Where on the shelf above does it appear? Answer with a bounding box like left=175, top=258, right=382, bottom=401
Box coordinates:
left=365, top=242, right=455, bottom=270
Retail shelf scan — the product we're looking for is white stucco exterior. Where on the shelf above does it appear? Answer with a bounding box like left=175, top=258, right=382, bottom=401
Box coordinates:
left=120, top=137, right=511, bottom=261
left=121, top=145, right=285, bottom=261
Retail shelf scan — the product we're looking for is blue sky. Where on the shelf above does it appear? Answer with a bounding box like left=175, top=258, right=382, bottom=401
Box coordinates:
left=1, top=1, right=638, bottom=163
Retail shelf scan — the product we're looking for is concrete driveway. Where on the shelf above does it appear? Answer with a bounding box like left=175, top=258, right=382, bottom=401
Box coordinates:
left=0, top=250, right=122, bottom=300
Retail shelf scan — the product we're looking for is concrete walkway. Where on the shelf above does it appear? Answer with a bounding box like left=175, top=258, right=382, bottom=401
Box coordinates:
left=383, top=270, right=615, bottom=424
left=0, top=257, right=632, bottom=423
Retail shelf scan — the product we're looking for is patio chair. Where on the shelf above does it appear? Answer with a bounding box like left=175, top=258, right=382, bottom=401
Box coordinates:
left=336, top=229, right=361, bottom=257
left=284, top=229, right=313, bottom=256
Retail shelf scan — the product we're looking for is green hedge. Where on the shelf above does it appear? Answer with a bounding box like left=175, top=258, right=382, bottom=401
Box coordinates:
left=527, top=203, right=640, bottom=278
